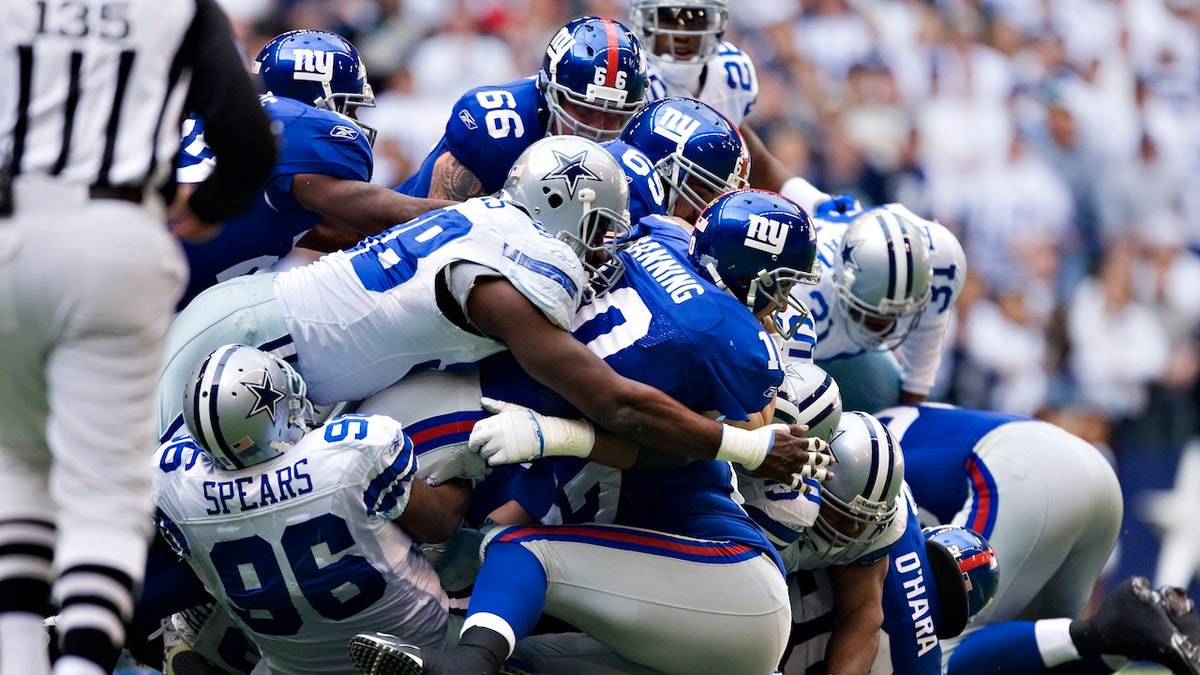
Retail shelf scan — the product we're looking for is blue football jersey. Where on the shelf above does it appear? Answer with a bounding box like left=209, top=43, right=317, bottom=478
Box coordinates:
left=396, top=78, right=547, bottom=197
left=874, top=404, right=1028, bottom=527
left=879, top=490, right=946, bottom=675
left=476, top=216, right=786, bottom=571
left=178, top=95, right=374, bottom=308
left=602, top=138, right=666, bottom=224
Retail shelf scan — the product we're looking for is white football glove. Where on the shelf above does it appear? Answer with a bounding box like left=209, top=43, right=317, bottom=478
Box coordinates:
left=468, top=398, right=596, bottom=466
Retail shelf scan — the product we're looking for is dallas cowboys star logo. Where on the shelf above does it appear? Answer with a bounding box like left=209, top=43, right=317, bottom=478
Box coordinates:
left=841, top=241, right=858, bottom=268
left=542, top=149, right=602, bottom=198
left=242, top=369, right=285, bottom=422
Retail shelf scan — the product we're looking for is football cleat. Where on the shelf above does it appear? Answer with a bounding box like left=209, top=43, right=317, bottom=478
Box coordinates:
left=1079, top=576, right=1200, bottom=675
left=347, top=632, right=530, bottom=675
left=348, top=633, right=424, bottom=675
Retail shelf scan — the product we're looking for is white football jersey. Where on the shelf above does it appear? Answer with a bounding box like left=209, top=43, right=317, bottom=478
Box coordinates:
left=778, top=205, right=967, bottom=397
left=274, top=197, right=586, bottom=405
left=647, top=41, right=759, bottom=125
left=152, top=413, right=448, bottom=674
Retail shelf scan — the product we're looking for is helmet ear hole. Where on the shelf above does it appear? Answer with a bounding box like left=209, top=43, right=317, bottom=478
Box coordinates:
left=547, top=194, right=564, bottom=208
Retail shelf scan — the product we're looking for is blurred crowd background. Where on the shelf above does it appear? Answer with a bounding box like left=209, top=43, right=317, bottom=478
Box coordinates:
left=214, top=0, right=1200, bottom=594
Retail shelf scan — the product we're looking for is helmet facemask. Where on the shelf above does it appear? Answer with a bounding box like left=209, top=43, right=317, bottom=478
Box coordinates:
left=631, top=1, right=728, bottom=68
left=539, top=18, right=648, bottom=142
left=183, top=345, right=316, bottom=471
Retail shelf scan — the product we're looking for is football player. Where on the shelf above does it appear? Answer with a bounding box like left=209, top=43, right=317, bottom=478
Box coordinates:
left=774, top=203, right=967, bottom=412
left=348, top=188, right=828, bottom=675
left=175, top=29, right=454, bottom=310
left=628, top=0, right=855, bottom=217
left=396, top=17, right=648, bottom=202
left=152, top=344, right=468, bottom=673
left=763, top=371, right=1200, bottom=674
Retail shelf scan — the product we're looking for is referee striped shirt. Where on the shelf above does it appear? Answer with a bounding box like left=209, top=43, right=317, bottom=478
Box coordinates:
left=0, top=0, right=274, bottom=220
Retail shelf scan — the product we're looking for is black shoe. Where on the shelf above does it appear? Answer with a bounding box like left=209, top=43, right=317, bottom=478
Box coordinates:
left=348, top=633, right=425, bottom=675
left=1075, top=576, right=1200, bottom=675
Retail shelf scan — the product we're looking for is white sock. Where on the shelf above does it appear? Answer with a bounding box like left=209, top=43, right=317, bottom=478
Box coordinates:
left=1035, top=618, right=1081, bottom=667
left=461, top=612, right=517, bottom=658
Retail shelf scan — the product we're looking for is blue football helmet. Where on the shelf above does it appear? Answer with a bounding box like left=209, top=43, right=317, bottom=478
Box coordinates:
left=538, top=17, right=649, bottom=142
left=923, top=525, right=1000, bottom=638
left=688, top=189, right=819, bottom=334
left=619, top=96, right=749, bottom=217
left=831, top=206, right=933, bottom=351
left=182, top=344, right=316, bottom=471
left=253, top=29, right=376, bottom=132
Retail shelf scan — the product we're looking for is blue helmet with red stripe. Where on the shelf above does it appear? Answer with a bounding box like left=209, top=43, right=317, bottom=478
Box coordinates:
left=538, top=17, right=649, bottom=141
left=830, top=205, right=933, bottom=350
left=923, top=525, right=1000, bottom=638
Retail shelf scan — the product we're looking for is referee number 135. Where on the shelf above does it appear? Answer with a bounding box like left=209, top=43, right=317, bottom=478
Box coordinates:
left=36, top=1, right=131, bottom=40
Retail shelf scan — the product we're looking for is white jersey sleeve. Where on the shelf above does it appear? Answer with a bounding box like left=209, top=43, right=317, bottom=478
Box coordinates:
left=648, top=41, right=759, bottom=125
left=274, top=197, right=587, bottom=405
left=150, top=414, right=448, bottom=673
left=885, top=205, right=967, bottom=397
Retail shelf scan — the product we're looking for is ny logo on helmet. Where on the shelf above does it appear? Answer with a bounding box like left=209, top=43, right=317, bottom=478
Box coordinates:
left=546, top=27, right=576, bottom=65
left=292, top=49, right=335, bottom=83
left=653, top=108, right=701, bottom=146
left=744, top=213, right=789, bottom=255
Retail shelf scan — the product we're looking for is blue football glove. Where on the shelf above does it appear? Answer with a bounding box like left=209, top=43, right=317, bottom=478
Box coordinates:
left=814, top=193, right=862, bottom=222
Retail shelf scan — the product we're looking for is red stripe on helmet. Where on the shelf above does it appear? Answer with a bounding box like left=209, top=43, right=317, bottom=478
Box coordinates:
left=603, top=19, right=620, bottom=87
left=958, top=549, right=995, bottom=573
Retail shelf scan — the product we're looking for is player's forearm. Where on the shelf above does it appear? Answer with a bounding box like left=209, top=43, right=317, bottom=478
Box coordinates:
left=825, top=624, right=881, bottom=675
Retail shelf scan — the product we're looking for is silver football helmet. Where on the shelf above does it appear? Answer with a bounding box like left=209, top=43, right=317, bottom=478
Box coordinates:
left=182, top=344, right=316, bottom=471
left=772, top=362, right=842, bottom=443
left=804, top=411, right=905, bottom=565
left=831, top=207, right=933, bottom=351
left=502, top=135, right=631, bottom=285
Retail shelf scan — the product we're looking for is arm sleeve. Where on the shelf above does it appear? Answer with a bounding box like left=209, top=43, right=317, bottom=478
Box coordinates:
left=180, top=0, right=276, bottom=223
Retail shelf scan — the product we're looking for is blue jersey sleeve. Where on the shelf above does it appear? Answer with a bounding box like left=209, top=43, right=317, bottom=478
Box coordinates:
left=439, top=79, right=546, bottom=194
left=603, top=139, right=666, bottom=224
left=267, top=96, right=373, bottom=192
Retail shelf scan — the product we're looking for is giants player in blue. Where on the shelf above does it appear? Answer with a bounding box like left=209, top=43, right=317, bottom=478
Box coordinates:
left=177, top=29, right=451, bottom=309
left=396, top=16, right=649, bottom=202
left=874, top=403, right=1200, bottom=675
left=349, top=189, right=828, bottom=675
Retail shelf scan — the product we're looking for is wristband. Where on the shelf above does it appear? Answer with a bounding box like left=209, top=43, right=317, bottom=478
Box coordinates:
left=714, top=424, right=774, bottom=470
left=539, top=415, right=595, bottom=458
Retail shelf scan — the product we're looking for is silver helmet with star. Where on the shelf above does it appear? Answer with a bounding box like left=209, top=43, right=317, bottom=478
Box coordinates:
left=501, top=134, right=631, bottom=285
left=182, top=343, right=316, bottom=470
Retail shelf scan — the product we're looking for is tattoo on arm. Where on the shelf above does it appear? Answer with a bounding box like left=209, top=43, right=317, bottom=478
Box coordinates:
left=430, top=152, right=485, bottom=201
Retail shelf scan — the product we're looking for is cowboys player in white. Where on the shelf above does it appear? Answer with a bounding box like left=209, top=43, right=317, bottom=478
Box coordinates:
left=152, top=344, right=466, bottom=674
left=775, top=203, right=967, bottom=412
left=628, top=0, right=857, bottom=217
